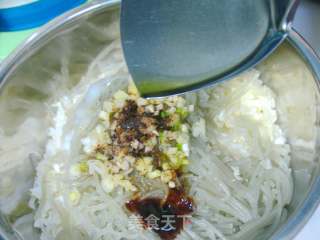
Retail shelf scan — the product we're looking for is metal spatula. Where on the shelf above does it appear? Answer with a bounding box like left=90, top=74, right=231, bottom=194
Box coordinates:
left=121, top=0, right=299, bottom=97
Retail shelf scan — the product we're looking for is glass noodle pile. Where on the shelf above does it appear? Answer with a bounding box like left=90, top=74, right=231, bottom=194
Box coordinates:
left=23, top=37, right=292, bottom=240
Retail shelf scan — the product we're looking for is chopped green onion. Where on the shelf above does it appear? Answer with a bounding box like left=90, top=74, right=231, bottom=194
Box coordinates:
left=159, top=131, right=165, bottom=143
left=160, top=111, right=170, bottom=118
left=79, top=162, right=89, bottom=173
left=176, top=107, right=189, bottom=119
left=172, top=122, right=181, bottom=131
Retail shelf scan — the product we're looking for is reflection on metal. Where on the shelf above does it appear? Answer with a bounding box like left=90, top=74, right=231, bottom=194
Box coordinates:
left=294, top=0, right=320, bottom=55
left=121, top=0, right=299, bottom=97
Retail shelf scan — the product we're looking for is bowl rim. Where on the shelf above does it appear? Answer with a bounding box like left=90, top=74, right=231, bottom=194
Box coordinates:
left=270, top=29, right=320, bottom=240
left=1, top=1, right=320, bottom=239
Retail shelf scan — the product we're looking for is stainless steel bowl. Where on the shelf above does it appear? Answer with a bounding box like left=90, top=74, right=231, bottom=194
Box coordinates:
left=0, top=1, right=320, bottom=239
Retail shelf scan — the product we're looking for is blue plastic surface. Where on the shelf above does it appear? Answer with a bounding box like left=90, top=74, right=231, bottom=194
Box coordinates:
left=0, top=0, right=87, bottom=31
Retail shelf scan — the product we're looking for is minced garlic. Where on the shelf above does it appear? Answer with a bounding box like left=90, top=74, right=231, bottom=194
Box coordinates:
left=72, top=82, right=193, bottom=194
